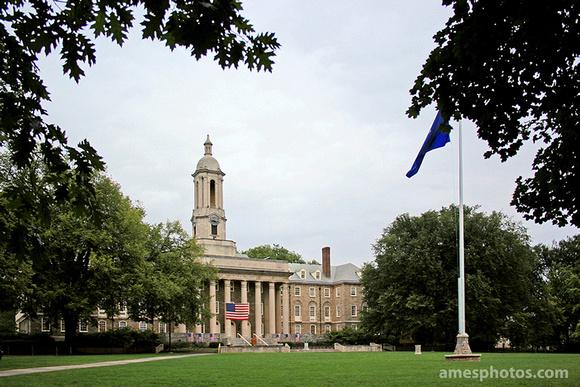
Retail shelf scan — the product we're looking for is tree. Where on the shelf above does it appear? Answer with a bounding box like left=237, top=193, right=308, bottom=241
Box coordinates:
left=538, top=236, right=580, bottom=351
left=128, top=221, right=215, bottom=350
left=408, top=1, right=579, bottom=227
left=361, top=206, right=535, bottom=350
left=501, top=247, right=563, bottom=351
left=0, top=1, right=280, bottom=259
left=29, top=175, right=149, bottom=345
left=243, top=244, right=305, bottom=263
left=1, top=151, right=149, bottom=345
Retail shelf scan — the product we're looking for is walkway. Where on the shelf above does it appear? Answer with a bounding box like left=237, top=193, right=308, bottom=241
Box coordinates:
left=0, top=353, right=213, bottom=378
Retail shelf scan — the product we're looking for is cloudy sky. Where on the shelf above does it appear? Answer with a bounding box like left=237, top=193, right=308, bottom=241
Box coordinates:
left=38, top=1, right=577, bottom=266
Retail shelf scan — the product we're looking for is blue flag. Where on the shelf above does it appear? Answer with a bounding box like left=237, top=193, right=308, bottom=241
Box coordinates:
left=406, top=112, right=450, bottom=178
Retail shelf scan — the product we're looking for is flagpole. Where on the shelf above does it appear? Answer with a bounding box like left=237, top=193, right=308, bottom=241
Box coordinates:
left=445, top=118, right=478, bottom=360
left=458, top=119, right=465, bottom=335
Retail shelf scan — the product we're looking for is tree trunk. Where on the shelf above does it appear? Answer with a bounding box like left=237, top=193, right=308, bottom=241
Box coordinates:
left=168, top=322, right=172, bottom=352
left=63, top=311, right=79, bottom=355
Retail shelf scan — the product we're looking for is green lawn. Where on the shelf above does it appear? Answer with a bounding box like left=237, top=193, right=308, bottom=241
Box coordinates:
left=1, top=352, right=579, bottom=386
left=0, top=353, right=170, bottom=371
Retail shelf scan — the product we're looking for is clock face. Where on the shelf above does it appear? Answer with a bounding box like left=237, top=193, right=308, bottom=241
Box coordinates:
left=209, top=214, right=220, bottom=226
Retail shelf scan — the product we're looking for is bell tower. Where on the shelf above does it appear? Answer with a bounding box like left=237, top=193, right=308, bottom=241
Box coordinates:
left=192, top=135, right=237, bottom=256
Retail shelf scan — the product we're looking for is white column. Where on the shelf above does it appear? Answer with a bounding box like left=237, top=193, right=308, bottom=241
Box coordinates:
left=282, top=283, right=290, bottom=334
left=217, top=178, right=222, bottom=209
left=224, top=280, right=231, bottom=338
left=268, top=282, right=276, bottom=335
left=201, top=176, right=205, bottom=208
left=241, top=280, right=249, bottom=337
left=209, top=280, right=218, bottom=334
left=254, top=281, right=262, bottom=337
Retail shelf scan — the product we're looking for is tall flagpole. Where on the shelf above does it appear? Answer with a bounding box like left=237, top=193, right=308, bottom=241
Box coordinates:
left=446, top=119, right=479, bottom=360
left=458, top=120, right=465, bottom=335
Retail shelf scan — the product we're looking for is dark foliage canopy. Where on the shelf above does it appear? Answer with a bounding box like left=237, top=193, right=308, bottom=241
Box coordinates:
left=361, top=206, right=535, bottom=350
left=408, top=0, right=579, bottom=227
left=243, top=244, right=305, bottom=263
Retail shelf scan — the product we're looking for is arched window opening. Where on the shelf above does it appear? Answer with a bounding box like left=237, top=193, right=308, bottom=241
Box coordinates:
left=210, top=180, right=216, bottom=208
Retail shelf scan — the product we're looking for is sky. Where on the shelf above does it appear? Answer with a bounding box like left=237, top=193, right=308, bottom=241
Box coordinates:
left=37, top=1, right=577, bottom=266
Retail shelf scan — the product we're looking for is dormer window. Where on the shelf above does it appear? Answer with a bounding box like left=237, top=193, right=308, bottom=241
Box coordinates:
left=299, top=270, right=306, bottom=279
left=314, top=271, right=321, bottom=280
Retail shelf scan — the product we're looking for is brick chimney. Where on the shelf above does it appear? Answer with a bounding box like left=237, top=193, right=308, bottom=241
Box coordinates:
left=322, top=246, right=331, bottom=278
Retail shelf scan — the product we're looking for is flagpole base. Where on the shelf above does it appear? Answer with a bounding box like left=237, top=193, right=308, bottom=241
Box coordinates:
left=445, top=332, right=481, bottom=361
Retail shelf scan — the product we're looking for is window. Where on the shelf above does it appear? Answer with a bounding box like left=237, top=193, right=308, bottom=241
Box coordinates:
left=309, top=305, right=316, bottom=318
left=294, top=286, right=301, bottom=296
left=261, top=302, right=264, bottom=316
left=336, top=305, right=342, bottom=318
left=310, top=325, right=316, bottom=334
left=294, top=305, right=301, bottom=318
left=216, top=301, right=220, bottom=314
left=324, top=288, right=330, bottom=298
left=98, top=308, right=106, bottom=316
left=336, top=287, right=341, bottom=297
left=98, top=320, right=106, bottom=332
left=211, top=224, right=218, bottom=235
left=41, top=317, right=50, bottom=332
left=299, top=270, right=306, bottom=279
left=351, top=305, right=358, bottom=317
left=210, top=180, right=216, bottom=207
left=325, top=324, right=331, bottom=333
left=119, top=302, right=127, bottom=316
left=350, top=286, right=357, bottom=296
left=139, top=321, right=147, bottom=332
left=295, top=324, right=302, bottom=334
left=119, top=321, right=127, bottom=329
left=314, top=271, right=321, bottom=280
left=352, top=324, right=358, bottom=331
left=159, top=322, right=167, bottom=333
left=324, top=305, right=330, bottom=319
left=60, top=320, right=65, bottom=333
left=309, top=287, right=316, bottom=297
left=79, top=320, right=88, bottom=333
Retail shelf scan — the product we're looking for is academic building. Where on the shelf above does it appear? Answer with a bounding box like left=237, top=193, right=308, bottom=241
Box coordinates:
left=16, top=137, right=364, bottom=341
left=192, top=136, right=363, bottom=342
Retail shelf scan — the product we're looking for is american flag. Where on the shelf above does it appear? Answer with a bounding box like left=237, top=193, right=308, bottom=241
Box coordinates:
left=225, top=302, right=249, bottom=320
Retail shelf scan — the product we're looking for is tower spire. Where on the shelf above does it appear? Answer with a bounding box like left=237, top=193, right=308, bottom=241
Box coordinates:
left=204, top=135, right=213, bottom=156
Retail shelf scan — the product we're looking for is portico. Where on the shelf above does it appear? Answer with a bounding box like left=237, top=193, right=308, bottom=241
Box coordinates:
left=195, top=266, right=291, bottom=338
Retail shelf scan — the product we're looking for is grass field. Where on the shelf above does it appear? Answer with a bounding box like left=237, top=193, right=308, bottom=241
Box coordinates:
left=0, top=353, right=171, bottom=371
left=1, top=352, right=579, bottom=386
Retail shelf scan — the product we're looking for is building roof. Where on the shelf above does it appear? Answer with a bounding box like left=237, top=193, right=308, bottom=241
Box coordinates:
left=196, top=155, right=221, bottom=172
left=288, top=262, right=361, bottom=284
left=195, top=135, right=223, bottom=173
